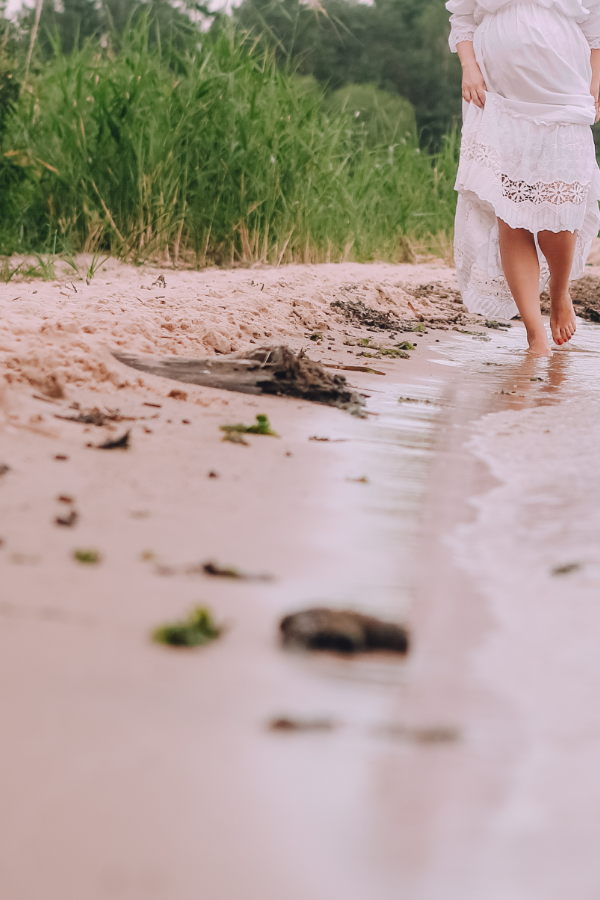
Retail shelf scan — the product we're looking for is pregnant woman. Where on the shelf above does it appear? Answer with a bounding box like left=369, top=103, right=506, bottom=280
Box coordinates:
left=447, top=0, right=600, bottom=354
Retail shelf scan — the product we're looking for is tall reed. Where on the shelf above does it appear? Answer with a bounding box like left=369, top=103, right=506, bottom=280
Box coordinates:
left=0, top=19, right=459, bottom=264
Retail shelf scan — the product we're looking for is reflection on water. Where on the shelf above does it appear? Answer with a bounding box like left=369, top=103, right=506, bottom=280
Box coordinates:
left=430, top=319, right=600, bottom=412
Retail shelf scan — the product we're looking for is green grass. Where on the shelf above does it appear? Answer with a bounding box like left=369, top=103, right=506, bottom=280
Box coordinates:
left=0, top=19, right=459, bottom=265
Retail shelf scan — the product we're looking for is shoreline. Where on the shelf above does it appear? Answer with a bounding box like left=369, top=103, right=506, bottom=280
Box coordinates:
left=2, top=257, right=600, bottom=897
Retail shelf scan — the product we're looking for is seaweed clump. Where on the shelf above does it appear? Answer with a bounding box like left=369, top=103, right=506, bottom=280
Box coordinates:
left=153, top=606, right=221, bottom=648
left=220, top=414, right=278, bottom=438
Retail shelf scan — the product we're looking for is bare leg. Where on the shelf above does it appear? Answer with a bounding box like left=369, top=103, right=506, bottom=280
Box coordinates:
left=498, top=218, right=551, bottom=355
left=537, top=229, right=577, bottom=346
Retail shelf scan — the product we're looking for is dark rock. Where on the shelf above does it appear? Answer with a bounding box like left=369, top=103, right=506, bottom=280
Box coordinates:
left=280, top=607, right=409, bottom=655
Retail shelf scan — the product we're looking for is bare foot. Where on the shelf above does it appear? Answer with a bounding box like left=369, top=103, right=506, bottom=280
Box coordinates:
left=525, top=328, right=552, bottom=356
left=527, top=335, right=552, bottom=356
left=550, top=292, right=577, bottom=346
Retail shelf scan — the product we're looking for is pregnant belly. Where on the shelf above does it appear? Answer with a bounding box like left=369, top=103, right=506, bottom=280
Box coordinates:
left=476, top=2, right=592, bottom=107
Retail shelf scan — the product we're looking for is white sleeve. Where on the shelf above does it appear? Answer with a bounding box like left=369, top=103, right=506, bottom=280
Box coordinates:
left=446, top=0, right=477, bottom=53
left=580, top=0, right=600, bottom=49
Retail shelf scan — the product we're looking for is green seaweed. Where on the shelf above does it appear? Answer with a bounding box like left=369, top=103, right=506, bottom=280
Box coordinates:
left=309, top=332, right=324, bottom=341
left=378, top=347, right=410, bottom=358
left=220, top=414, right=278, bottom=437
left=484, top=320, right=510, bottom=330
left=396, top=341, right=415, bottom=351
left=152, top=606, right=221, bottom=648
left=413, top=322, right=426, bottom=333
left=74, top=548, right=100, bottom=564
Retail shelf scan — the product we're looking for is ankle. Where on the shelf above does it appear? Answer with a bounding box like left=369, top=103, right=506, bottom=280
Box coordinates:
left=526, top=327, right=551, bottom=347
left=550, top=286, right=571, bottom=304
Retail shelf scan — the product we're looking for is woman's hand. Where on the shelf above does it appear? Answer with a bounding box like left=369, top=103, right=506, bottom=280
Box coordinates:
left=457, top=41, right=487, bottom=109
left=462, top=62, right=488, bottom=107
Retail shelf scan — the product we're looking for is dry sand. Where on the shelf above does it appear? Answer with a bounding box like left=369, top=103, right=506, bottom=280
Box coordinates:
left=0, top=256, right=478, bottom=399
left=2, top=253, right=600, bottom=899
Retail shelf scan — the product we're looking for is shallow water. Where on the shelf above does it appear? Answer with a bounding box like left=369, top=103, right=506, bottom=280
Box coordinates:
left=256, top=319, right=600, bottom=900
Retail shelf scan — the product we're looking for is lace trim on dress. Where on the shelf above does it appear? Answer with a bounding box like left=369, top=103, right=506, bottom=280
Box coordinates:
left=587, top=38, right=600, bottom=49
left=449, top=27, right=476, bottom=53
left=458, top=134, right=591, bottom=219
left=461, top=137, right=589, bottom=207
left=501, top=174, right=587, bottom=206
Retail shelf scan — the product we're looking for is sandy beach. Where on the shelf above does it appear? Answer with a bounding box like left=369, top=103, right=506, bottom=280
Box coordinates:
left=2, top=255, right=600, bottom=898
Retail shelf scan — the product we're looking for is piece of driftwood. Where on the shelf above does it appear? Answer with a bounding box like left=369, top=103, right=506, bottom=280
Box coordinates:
left=114, top=345, right=365, bottom=415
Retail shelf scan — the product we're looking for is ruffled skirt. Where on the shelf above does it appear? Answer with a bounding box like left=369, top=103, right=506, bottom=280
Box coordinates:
left=454, top=2, right=600, bottom=319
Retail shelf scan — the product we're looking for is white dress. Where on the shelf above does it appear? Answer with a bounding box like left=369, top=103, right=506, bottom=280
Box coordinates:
left=447, top=0, right=600, bottom=318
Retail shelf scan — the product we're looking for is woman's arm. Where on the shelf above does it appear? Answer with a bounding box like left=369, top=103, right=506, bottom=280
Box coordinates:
left=447, top=2, right=486, bottom=107
left=457, top=41, right=488, bottom=109
left=591, top=48, right=600, bottom=122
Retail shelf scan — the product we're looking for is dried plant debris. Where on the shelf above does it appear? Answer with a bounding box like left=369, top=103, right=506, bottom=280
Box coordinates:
left=202, top=561, right=244, bottom=578
left=541, top=274, right=600, bottom=321
left=280, top=607, right=410, bottom=656
left=309, top=435, right=347, bottom=442
left=152, top=606, right=221, bottom=648
left=220, top=414, right=278, bottom=438
left=74, top=548, right=100, bottom=564
left=55, top=510, right=78, bottom=527
left=326, top=363, right=385, bottom=375
left=330, top=299, right=409, bottom=331
left=0, top=464, right=10, bottom=477
left=269, top=717, right=336, bottom=732
left=378, top=724, right=460, bottom=744
left=156, top=560, right=273, bottom=581
left=203, top=561, right=273, bottom=581
left=223, top=430, right=249, bottom=445
left=97, top=430, right=130, bottom=450
left=114, top=345, right=365, bottom=415
left=406, top=282, right=463, bottom=305
left=552, top=562, right=581, bottom=576
left=55, top=407, right=131, bottom=426
left=330, top=281, right=474, bottom=330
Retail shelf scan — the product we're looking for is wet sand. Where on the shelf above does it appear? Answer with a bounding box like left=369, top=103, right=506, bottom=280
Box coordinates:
left=2, top=258, right=600, bottom=898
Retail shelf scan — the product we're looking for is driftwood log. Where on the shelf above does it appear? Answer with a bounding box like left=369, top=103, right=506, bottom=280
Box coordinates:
left=114, top=345, right=365, bottom=414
